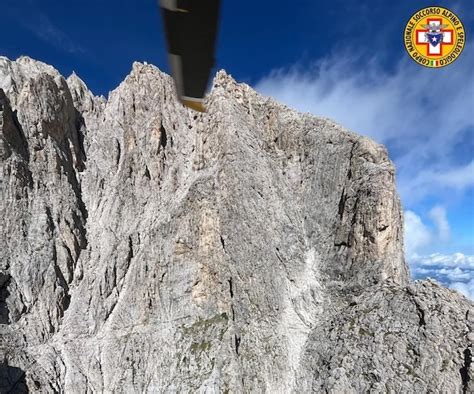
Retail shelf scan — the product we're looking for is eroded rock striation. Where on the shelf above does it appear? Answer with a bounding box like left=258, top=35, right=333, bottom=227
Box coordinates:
left=0, top=56, right=472, bottom=393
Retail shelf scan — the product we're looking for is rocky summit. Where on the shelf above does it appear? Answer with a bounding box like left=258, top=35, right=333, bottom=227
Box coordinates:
left=0, top=56, right=472, bottom=393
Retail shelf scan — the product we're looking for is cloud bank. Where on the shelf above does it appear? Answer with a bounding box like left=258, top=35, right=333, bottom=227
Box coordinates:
left=409, top=252, right=474, bottom=299
left=404, top=209, right=472, bottom=299
left=404, top=207, right=473, bottom=299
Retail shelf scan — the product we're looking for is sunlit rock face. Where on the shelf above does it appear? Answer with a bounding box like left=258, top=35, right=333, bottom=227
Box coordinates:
left=0, top=56, right=472, bottom=393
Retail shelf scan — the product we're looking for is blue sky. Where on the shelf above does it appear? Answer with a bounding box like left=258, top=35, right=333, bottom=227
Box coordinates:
left=2, top=0, right=473, bottom=297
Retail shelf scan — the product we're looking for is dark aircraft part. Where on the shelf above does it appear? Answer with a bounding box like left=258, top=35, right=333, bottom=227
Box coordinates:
left=159, top=0, right=221, bottom=112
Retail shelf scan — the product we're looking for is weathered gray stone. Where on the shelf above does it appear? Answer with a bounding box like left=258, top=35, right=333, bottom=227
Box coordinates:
left=0, top=56, right=472, bottom=393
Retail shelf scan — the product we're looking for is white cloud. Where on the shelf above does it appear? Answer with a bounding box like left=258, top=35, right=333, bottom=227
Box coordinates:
left=428, top=205, right=450, bottom=242
left=255, top=44, right=474, bottom=205
left=402, top=211, right=473, bottom=299
left=399, top=161, right=474, bottom=204
left=438, top=267, right=471, bottom=282
left=404, top=211, right=432, bottom=257
left=410, top=253, right=474, bottom=270
left=450, top=279, right=474, bottom=300
left=409, top=253, right=474, bottom=300
left=435, top=161, right=474, bottom=189
left=5, top=3, right=85, bottom=55
left=403, top=205, right=451, bottom=257
left=26, top=14, right=85, bottom=55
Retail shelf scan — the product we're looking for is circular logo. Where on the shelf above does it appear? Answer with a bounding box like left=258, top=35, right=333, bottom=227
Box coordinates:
left=404, top=7, right=466, bottom=68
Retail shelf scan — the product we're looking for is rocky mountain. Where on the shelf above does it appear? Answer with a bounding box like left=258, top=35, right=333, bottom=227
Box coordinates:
left=0, top=56, right=472, bottom=393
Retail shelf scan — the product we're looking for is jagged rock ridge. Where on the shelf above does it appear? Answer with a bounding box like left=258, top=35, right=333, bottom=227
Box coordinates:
left=0, top=56, right=472, bottom=393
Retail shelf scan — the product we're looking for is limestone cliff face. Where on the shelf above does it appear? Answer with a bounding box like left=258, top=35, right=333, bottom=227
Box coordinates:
left=0, top=56, right=472, bottom=393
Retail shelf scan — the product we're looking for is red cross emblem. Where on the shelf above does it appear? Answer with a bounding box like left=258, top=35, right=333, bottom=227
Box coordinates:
left=416, top=18, right=453, bottom=56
